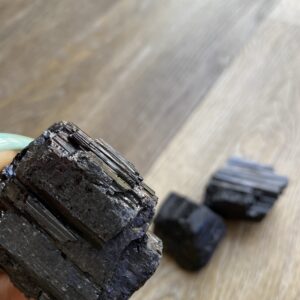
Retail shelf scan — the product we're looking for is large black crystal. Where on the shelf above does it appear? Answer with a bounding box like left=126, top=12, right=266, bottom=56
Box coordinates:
left=154, top=193, right=226, bottom=271
left=204, top=157, right=288, bottom=221
left=0, top=121, right=162, bottom=300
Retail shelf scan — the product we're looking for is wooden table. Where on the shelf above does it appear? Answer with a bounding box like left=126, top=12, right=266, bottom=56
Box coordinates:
left=1, top=0, right=300, bottom=299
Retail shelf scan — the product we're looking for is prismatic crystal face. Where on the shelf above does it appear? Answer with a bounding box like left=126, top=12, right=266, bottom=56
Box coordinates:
left=204, top=157, right=288, bottom=221
left=154, top=193, right=226, bottom=271
left=0, top=121, right=162, bottom=300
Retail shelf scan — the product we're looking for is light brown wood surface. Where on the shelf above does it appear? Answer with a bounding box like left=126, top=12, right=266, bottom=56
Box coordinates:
left=0, top=0, right=277, bottom=173
left=1, top=0, right=300, bottom=299
left=133, top=1, right=300, bottom=299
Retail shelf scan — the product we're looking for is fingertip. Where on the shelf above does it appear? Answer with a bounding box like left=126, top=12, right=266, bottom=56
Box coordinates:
left=0, top=151, right=17, bottom=171
left=0, top=273, right=29, bottom=300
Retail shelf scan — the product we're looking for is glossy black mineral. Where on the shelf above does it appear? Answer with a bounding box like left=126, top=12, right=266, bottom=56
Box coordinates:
left=154, top=193, right=226, bottom=271
left=204, top=157, right=288, bottom=221
left=0, top=121, right=162, bottom=300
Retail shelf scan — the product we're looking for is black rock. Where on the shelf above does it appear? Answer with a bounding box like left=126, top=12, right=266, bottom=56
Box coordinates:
left=154, top=193, right=226, bottom=271
left=0, top=121, right=162, bottom=300
left=204, top=157, right=288, bottom=221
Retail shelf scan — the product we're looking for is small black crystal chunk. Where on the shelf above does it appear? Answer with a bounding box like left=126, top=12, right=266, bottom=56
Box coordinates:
left=154, top=193, right=226, bottom=271
left=204, top=157, right=289, bottom=221
left=0, top=121, right=162, bottom=300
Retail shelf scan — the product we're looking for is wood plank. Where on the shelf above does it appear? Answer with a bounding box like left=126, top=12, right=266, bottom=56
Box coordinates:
left=134, top=17, right=300, bottom=300
left=0, top=0, right=278, bottom=173
left=271, top=0, right=300, bottom=25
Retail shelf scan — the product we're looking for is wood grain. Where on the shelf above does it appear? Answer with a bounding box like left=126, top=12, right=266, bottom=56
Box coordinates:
left=132, top=10, right=300, bottom=300
left=0, top=0, right=277, bottom=173
left=271, top=0, right=300, bottom=25
left=2, top=0, right=299, bottom=299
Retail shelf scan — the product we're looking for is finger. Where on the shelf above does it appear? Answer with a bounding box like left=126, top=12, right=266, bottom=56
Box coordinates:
left=0, top=152, right=30, bottom=299
left=0, top=272, right=28, bottom=300
left=0, top=151, right=17, bottom=170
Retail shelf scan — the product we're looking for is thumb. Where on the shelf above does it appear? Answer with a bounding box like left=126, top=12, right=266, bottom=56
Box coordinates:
left=0, top=152, right=30, bottom=299
left=0, top=151, right=17, bottom=171
left=0, top=272, right=28, bottom=300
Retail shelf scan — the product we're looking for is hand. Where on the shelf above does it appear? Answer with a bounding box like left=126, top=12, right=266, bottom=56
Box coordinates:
left=0, top=151, right=29, bottom=300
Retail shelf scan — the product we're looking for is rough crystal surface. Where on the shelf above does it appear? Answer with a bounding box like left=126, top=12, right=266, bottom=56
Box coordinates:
left=204, top=157, right=288, bottom=221
left=154, top=193, right=225, bottom=271
left=0, top=121, right=162, bottom=300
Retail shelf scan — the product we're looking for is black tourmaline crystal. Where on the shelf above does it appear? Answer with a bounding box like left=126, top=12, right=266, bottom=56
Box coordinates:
left=204, top=157, right=288, bottom=221
left=0, top=121, right=162, bottom=300
left=154, top=193, right=226, bottom=271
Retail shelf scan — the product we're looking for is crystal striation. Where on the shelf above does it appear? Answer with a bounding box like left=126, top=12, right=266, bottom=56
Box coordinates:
left=204, top=157, right=288, bottom=221
left=154, top=193, right=225, bottom=271
left=0, top=121, right=162, bottom=300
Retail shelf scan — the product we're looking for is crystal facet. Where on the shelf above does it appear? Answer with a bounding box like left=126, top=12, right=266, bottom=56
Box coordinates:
left=0, top=121, right=162, bottom=300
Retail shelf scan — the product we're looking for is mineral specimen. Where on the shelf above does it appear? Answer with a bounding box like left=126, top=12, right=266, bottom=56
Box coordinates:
left=204, top=157, right=288, bottom=221
left=154, top=193, right=226, bottom=271
left=0, top=121, right=162, bottom=300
